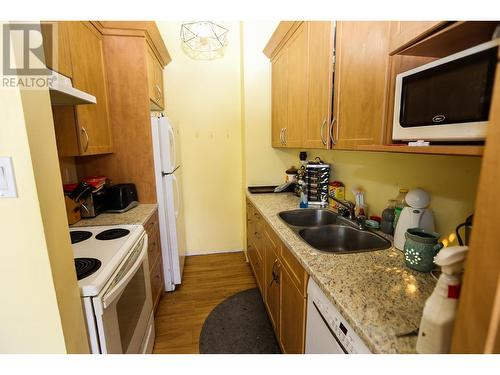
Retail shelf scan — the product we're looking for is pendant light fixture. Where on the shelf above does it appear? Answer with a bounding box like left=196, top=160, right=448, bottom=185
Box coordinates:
left=180, top=21, right=229, bottom=60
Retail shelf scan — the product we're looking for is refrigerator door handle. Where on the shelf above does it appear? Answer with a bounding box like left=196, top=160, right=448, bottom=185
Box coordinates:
left=172, top=173, right=180, bottom=219
left=161, top=166, right=179, bottom=177
left=168, top=125, right=176, bottom=172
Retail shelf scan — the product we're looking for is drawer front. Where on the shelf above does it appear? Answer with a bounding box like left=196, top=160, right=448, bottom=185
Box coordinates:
left=150, top=256, right=164, bottom=312
left=144, top=210, right=159, bottom=238
left=147, top=229, right=161, bottom=271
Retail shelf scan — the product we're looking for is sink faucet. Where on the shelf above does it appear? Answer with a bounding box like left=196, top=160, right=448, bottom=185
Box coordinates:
left=328, top=192, right=367, bottom=230
left=328, top=192, right=356, bottom=220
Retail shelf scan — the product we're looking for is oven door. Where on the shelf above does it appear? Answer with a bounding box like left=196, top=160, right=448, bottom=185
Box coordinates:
left=93, top=234, right=153, bottom=354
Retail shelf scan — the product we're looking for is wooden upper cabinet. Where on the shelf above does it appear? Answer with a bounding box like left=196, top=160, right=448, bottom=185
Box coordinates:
left=271, top=49, right=288, bottom=147
left=284, top=23, right=308, bottom=148
left=304, top=21, right=334, bottom=149
left=41, top=21, right=73, bottom=78
left=52, top=21, right=113, bottom=156
left=267, top=21, right=333, bottom=149
left=389, top=21, right=447, bottom=55
left=147, top=46, right=165, bottom=110
left=332, top=21, right=391, bottom=149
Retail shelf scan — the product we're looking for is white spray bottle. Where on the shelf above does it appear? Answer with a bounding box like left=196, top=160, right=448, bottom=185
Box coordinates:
left=416, top=246, right=468, bottom=353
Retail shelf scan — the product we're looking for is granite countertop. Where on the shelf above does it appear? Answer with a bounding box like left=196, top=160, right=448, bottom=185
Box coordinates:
left=71, top=204, right=158, bottom=227
left=246, top=192, right=436, bottom=354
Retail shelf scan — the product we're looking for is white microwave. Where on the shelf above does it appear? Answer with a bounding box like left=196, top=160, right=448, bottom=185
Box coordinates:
left=392, top=39, right=499, bottom=142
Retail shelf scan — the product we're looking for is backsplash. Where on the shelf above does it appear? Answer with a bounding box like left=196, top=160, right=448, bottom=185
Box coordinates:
left=248, top=148, right=482, bottom=245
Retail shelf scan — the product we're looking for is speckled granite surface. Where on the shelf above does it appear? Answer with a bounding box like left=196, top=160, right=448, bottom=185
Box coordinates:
left=247, top=192, right=436, bottom=354
left=71, top=204, right=157, bottom=227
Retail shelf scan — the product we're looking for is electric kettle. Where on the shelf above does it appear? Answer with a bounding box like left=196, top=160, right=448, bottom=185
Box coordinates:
left=394, top=188, right=435, bottom=250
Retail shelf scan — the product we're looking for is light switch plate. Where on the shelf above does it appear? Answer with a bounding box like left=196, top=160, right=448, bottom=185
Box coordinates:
left=0, top=157, right=18, bottom=198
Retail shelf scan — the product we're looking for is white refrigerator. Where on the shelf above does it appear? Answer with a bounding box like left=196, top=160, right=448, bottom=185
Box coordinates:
left=151, top=114, right=187, bottom=291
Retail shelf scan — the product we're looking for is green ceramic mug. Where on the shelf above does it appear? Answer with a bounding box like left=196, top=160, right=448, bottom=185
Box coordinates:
left=403, top=228, right=443, bottom=272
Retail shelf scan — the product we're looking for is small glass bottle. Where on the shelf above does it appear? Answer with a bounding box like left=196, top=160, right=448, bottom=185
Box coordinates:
left=393, top=189, right=408, bottom=229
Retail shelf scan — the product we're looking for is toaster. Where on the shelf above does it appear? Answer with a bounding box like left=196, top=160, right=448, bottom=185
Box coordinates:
left=80, top=186, right=107, bottom=218
left=105, top=183, right=139, bottom=213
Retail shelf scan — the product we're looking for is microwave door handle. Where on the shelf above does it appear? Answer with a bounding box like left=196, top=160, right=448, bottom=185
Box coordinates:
left=102, top=237, right=148, bottom=308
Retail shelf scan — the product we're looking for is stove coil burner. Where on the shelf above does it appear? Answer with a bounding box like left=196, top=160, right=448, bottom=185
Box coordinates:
left=75, top=258, right=102, bottom=280
left=70, top=230, right=93, bottom=244
left=96, top=228, right=130, bottom=241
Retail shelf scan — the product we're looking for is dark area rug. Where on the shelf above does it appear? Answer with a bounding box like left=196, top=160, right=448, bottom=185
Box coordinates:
left=199, top=288, right=281, bottom=354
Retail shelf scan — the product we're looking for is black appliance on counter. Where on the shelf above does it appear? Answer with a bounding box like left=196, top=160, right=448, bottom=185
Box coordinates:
left=105, top=183, right=139, bottom=213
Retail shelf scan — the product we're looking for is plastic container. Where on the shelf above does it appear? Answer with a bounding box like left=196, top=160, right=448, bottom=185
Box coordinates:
left=393, top=189, right=408, bottom=230
left=381, top=199, right=396, bottom=235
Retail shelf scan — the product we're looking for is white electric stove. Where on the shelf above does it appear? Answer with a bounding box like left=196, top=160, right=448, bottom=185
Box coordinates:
left=70, top=225, right=155, bottom=354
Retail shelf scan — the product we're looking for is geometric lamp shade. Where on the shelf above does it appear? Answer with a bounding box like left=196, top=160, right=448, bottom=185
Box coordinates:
left=180, top=21, right=229, bottom=60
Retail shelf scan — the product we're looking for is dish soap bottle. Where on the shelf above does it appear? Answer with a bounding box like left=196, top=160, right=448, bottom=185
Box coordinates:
left=299, top=180, right=308, bottom=208
left=381, top=199, right=396, bottom=235
left=393, top=188, right=408, bottom=230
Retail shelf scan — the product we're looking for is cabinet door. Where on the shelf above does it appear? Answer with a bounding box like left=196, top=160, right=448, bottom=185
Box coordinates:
left=247, top=240, right=264, bottom=293
left=69, top=22, right=113, bottom=155
left=333, top=21, right=390, bottom=149
left=41, top=21, right=73, bottom=78
left=147, top=47, right=165, bottom=110
left=303, top=21, right=334, bottom=149
left=284, top=22, right=308, bottom=148
left=389, top=21, right=446, bottom=54
left=271, top=48, right=288, bottom=147
left=451, top=57, right=500, bottom=354
left=155, top=57, right=165, bottom=109
left=280, top=267, right=306, bottom=354
left=264, top=232, right=281, bottom=333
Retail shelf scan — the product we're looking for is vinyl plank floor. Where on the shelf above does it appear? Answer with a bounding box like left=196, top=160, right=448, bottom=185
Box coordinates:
left=152, top=251, right=257, bottom=354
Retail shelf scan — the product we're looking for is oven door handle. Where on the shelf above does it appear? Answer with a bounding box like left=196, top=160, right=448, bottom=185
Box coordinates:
left=102, top=236, right=149, bottom=309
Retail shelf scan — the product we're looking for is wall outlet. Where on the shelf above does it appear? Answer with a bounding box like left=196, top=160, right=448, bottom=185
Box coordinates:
left=0, top=157, right=18, bottom=198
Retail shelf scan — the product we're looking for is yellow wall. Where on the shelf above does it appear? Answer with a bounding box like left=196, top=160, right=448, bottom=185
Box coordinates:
left=0, top=23, right=88, bottom=353
left=242, top=21, right=482, bottom=244
left=157, top=22, right=244, bottom=255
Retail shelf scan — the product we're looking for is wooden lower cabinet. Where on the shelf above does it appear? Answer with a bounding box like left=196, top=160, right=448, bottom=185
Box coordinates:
left=280, top=267, right=307, bottom=354
left=144, top=209, right=164, bottom=313
left=246, top=199, right=308, bottom=353
left=264, top=230, right=281, bottom=332
left=247, top=240, right=264, bottom=292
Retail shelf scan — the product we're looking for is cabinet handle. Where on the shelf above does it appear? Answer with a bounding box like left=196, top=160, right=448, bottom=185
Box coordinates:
left=283, top=128, right=287, bottom=145
left=155, top=84, right=162, bottom=101
left=329, top=116, right=336, bottom=146
left=320, top=117, right=327, bottom=145
left=81, top=126, right=90, bottom=152
left=279, top=128, right=284, bottom=145
left=270, top=259, right=280, bottom=286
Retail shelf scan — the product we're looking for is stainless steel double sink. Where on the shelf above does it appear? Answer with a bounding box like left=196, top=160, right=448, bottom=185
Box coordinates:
left=278, top=209, right=391, bottom=254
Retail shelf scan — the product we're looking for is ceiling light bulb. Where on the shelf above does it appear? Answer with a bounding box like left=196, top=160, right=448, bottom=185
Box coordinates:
left=197, top=22, right=212, bottom=38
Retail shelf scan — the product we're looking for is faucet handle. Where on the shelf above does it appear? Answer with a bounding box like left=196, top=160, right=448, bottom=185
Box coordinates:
left=356, top=215, right=367, bottom=230
left=337, top=206, right=351, bottom=218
